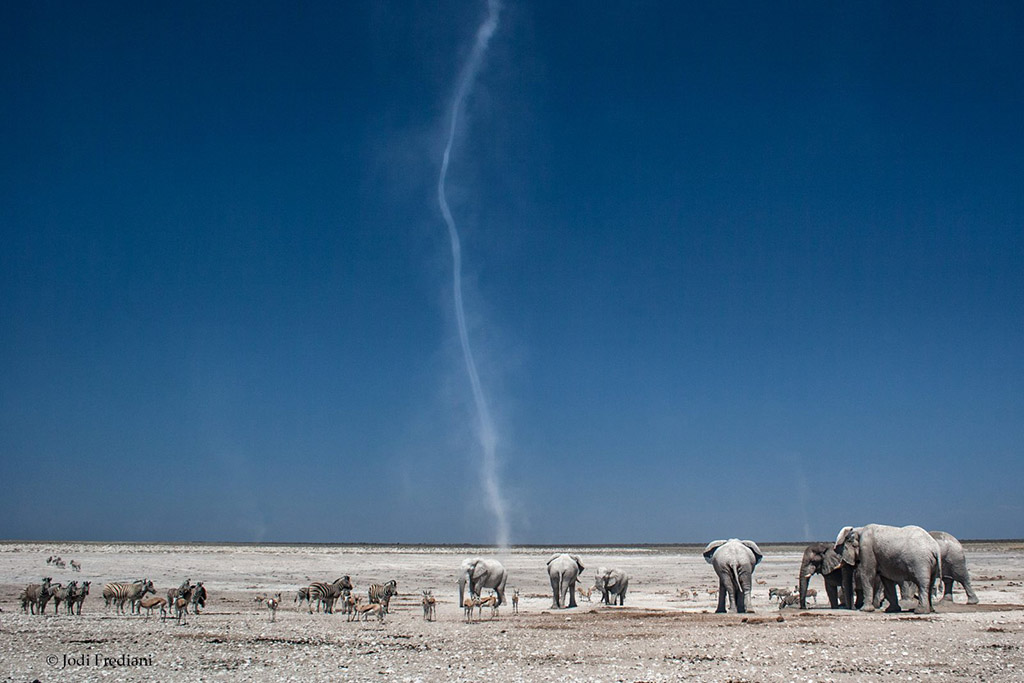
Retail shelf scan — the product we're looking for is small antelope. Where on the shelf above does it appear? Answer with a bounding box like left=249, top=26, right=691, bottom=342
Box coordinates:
left=174, top=597, right=189, bottom=625
left=511, top=588, right=520, bottom=615
left=344, top=594, right=363, bottom=621
left=70, top=560, right=82, bottom=572
left=138, top=596, right=167, bottom=619
left=266, top=593, right=281, bottom=621
left=576, top=586, right=592, bottom=602
left=768, top=587, right=793, bottom=603
left=422, top=590, right=436, bottom=622
left=477, top=594, right=499, bottom=620
left=755, top=578, right=767, bottom=585
left=355, top=602, right=384, bottom=622
left=803, top=587, right=818, bottom=604
left=463, top=595, right=479, bottom=622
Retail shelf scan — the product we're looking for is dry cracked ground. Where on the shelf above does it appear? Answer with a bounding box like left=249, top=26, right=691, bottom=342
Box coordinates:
left=1, top=542, right=1022, bottom=682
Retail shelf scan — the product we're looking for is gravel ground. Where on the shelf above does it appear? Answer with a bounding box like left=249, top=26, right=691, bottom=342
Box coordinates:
left=2, top=541, right=1022, bottom=681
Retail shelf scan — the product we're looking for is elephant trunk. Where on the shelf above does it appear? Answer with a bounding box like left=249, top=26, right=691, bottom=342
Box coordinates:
left=840, top=565, right=855, bottom=609
left=798, top=570, right=811, bottom=609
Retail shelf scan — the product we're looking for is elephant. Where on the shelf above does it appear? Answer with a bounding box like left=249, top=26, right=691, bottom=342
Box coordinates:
left=592, top=567, right=628, bottom=606
left=899, top=531, right=979, bottom=605
left=833, top=524, right=941, bottom=614
left=931, top=531, right=979, bottom=604
left=458, top=557, right=508, bottom=608
left=703, top=539, right=763, bottom=613
left=798, top=542, right=847, bottom=609
left=546, top=554, right=584, bottom=609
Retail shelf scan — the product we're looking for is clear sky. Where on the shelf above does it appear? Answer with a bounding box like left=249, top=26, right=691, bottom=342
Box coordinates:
left=3, top=1, right=1022, bottom=544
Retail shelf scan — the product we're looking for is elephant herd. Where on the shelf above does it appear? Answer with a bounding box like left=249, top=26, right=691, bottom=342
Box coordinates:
left=799, top=525, right=978, bottom=615
left=457, top=556, right=629, bottom=611
left=456, top=525, right=976, bottom=618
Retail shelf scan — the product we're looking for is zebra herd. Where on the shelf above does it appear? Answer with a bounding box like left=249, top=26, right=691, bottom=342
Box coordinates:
left=19, top=578, right=90, bottom=615
left=18, top=576, right=207, bottom=623
left=292, top=577, right=398, bottom=621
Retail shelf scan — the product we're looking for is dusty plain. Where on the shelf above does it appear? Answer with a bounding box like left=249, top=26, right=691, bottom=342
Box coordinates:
left=1, top=541, right=1022, bottom=682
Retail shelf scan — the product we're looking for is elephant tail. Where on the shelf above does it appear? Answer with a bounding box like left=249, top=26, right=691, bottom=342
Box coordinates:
left=729, top=564, right=742, bottom=596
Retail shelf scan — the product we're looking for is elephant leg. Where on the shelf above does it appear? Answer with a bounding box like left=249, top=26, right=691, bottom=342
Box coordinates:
left=715, top=577, right=728, bottom=614
left=857, top=569, right=875, bottom=612
left=961, top=576, right=979, bottom=604
left=937, top=576, right=952, bottom=601
left=915, top=572, right=933, bottom=614
left=736, top=566, right=752, bottom=614
left=880, top=577, right=901, bottom=613
left=824, top=580, right=840, bottom=609
left=567, top=580, right=577, bottom=608
left=550, top=576, right=561, bottom=609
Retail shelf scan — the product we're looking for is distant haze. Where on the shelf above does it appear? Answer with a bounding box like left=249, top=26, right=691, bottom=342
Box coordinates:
left=2, top=2, right=1022, bottom=544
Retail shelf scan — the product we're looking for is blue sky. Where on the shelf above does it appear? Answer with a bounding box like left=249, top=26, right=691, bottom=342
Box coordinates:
left=2, top=1, right=1022, bottom=543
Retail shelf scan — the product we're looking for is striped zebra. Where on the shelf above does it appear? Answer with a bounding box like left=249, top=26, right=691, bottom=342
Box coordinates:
left=307, top=576, right=353, bottom=614
left=295, top=586, right=311, bottom=609
left=191, top=582, right=207, bottom=613
left=50, top=581, right=76, bottom=614
left=67, top=581, right=90, bottom=615
left=103, top=579, right=155, bottom=615
left=19, top=577, right=52, bottom=615
left=367, top=580, right=398, bottom=614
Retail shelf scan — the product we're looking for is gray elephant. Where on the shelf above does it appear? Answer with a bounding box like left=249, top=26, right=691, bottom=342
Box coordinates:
left=546, top=554, right=584, bottom=609
left=798, top=542, right=847, bottom=609
left=834, top=524, right=941, bottom=614
left=900, top=531, right=980, bottom=605
left=592, top=567, right=629, bottom=606
left=931, top=531, right=979, bottom=604
left=458, top=557, right=508, bottom=608
left=703, top=539, right=763, bottom=613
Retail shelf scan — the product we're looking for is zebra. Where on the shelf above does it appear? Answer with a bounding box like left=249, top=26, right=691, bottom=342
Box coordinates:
left=307, top=576, right=353, bottom=614
left=367, top=580, right=398, bottom=614
left=20, top=578, right=52, bottom=614
left=37, top=581, right=60, bottom=614
left=190, top=582, right=207, bottom=613
left=103, top=579, right=155, bottom=615
left=67, top=581, right=90, bottom=615
left=295, top=586, right=311, bottom=609
left=51, top=581, right=76, bottom=614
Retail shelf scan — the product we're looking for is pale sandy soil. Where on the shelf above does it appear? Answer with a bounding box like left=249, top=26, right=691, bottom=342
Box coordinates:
left=1, top=541, right=1022, bottom=682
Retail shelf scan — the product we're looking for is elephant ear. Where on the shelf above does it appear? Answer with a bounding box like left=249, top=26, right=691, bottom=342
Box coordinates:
left=571, top=555, right=585, bottom=573
left=836, top=527, right=860, bottom=566
left=741, top=540, right=764, bottom=566
left=834, top=526, right=854, bottom=550
left=702, top=540, right=727, bottom=564
left=820, top=547, right=843, bottom=575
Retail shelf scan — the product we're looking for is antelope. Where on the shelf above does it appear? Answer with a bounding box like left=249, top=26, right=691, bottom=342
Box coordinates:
left=173, top=597, right=189, bottom=625
left=511, top=588, right=520, bottom=615
left=463, top=595, right=479, bottom=622
left=422, top=590, right=436, bottom=622
left=344, top=594, right=363, bottom=622
left=355, top=602, right=384, bottom=622
left=266, top=593, right=281, bottom=621
left=138, top=596, right=168, bottom=619
left=576, top=586, right=592, bottom=602
left=477, top=594, right=499, bottom=619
